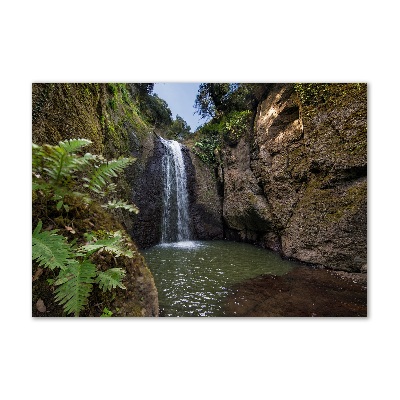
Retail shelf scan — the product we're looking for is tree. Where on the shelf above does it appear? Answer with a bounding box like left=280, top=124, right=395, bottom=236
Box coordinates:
left=194, top=83, right=232, bottom=119
left=127, top=83, right=154, bottom=99
left=168, top=115, right=191, bottom=139
left=192, top=83, right=267, bottom=164
left=138, top=93, right=173, bottom=128
left=194, top=83, right=264, bottom=120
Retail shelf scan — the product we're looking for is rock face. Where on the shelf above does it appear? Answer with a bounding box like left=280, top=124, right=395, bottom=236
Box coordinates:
left=128, top=134, right=164, bottom=248
left=187, top=150, right=224, bottom=240
left=219, top=83, right=367, bottom=272
left=33, top=83, right=367, bottom=275
left=223, top=266, right=367, bottom=317
left=32, top=83, right=160, bottom=316
left=130, top=134, right=224, bottom=247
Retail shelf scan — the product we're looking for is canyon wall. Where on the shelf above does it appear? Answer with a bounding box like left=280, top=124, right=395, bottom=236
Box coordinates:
left=218, top=83, right=367, bottom=272
left=32, top=83, right=159, bottom=315
left=129, top=134, right=224, bottom=247
left=33, top=83, right=367, bottom=277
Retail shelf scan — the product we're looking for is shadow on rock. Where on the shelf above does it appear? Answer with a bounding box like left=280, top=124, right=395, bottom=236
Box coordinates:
left=223, top=266, right=367, bottom=317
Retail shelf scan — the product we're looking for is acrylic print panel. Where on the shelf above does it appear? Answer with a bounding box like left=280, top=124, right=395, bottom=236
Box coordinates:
left=32, top=83, right=367, bottom=317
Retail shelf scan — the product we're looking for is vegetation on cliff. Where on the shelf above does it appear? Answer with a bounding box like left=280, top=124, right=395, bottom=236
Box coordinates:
left=32, top=138, right=142, bottom=316
left=187, top=82, right=367, bottom=272
left=32, top=84, right=162, bottom=317
left=32, top=83, right=192, bottom=154
left=190, top=83, right=267, bottom=164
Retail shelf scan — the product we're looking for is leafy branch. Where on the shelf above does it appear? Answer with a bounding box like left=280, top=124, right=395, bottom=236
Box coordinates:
left=33, top=221, right=132, bottom=316
left=32, top=138, right=139, bottom=316
left=32, top=138, right=138, bottom=213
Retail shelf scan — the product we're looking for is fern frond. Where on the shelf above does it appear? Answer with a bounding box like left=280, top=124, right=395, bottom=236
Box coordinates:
left=102, top=199, right=139, bottom=214
left=35, top=140, right=93, bottom=185
left=32, top=221, right=73, bottom=270
left=58, top=138, right=92, bottom=154
left=96, top=268, right=126, bottom=292
left=32, top=143, right=44, bottom=172
left=32, top=181, right=52, bottom=192
left=87, top=157, right=135, bottom=194
left=79, top=231, right=134, bottom=258
left=54, top=260, right=96, bottom=316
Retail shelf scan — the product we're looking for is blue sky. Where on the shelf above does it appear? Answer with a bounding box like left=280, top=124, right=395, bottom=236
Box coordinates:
left=153, top=83, right=208, bottom=132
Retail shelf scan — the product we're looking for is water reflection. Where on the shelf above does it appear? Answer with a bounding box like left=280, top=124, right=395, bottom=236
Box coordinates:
left=143, top=240, right=298, bottom=317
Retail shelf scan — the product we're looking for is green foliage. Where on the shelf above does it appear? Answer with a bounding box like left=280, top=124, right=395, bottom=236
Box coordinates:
left=96, top=268, right=126, bottom=292
left=194, top=83, right=261, bottom=120
left=86, top=157, right=134, bottom=194
left=192, top=83, right=262, bottom=165
left=32, top=221, right=74, bottom=270
left=100, top=307, right=113, bottom=317
left=102, top=199, right=139, bottom=214
left=32, top=138, right=139, bottom=317
left=193, top=110, right=252, bottom=164
left=78, top=230, right=134, bottom=258
left=195, top=83, right=232, bottom=119
left=220, top=110, right=252, bottom=144
left=128, top=83, right=154, bottom=99
left=137, top=93, right=173, bottom=128
left=33, top=139, right=92, bottom=188
left=54, top=259, right=97, bottom=317
left=294, top=83, right=367, bottom=119
left=107, top=83, right=119, bottom=96
left=193, top=135, right=220, bottom=164
left=167, top=115, right=192, bottom=140
left=294, top=83, right=331, bottom=106
left=107, top=83, right=133, bottom=110
left=108, top=98, right=117, bottom=110
left=32, top=139, right=138, bottom=212
left=32, top=221, right=133, bottom=316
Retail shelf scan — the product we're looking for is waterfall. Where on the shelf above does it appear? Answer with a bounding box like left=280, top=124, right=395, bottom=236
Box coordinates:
left=160, top=137, right=191, bottom=243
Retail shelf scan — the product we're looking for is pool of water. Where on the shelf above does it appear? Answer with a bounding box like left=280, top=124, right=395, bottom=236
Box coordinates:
left=142, top=240, right=298, bottom=317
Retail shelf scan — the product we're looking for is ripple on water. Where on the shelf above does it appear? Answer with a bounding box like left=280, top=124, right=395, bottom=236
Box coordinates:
left=158, top=241, right=204, bottom=250
left=143, top=240, right=298, bottom=317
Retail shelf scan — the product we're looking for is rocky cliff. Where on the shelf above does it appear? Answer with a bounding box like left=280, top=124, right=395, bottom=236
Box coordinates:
left=129, top=133, right=224, bottom=247
left=187, top=150, right=224, bottom=240
left=218, top=83, right=367, bottom=272
left=33, top=83, right=367, bottom=283
left=127, top=133, right=164, bottom=248
left=32, top=83, right=159, bottom=316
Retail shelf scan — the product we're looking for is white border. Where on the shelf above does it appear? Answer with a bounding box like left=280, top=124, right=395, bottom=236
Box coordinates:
left=1, top=1, right=399, bottom=399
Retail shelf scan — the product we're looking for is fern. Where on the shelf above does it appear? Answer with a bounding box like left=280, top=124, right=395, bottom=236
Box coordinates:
left=32, top=226, right=134, bottom=316
left=32, top=140, right=137, bottom=210
left=54, top=260, right=97, bottom=317
left=87, top=157, right=135, bottom=194
left=58, top=138, right=92, bottom=154
left=32, top=221, right=73, bottom=270
left=79, top=231, right=134, bottom=258
left=35, top=139, right=93, bottom=185
left=102, top=199, right=139, bottom=214
left=48, top=230, right=133, bottom=315
left=96, top=268, right=126, bottom=292
left=32, top=138, right=139, bottom=316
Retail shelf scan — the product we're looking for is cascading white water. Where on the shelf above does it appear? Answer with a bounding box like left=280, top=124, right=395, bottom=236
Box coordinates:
left=160, top=137, right=191, bottom=243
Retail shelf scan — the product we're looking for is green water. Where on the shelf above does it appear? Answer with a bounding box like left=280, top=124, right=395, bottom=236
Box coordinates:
left=143, top=240, right=297, bottom=317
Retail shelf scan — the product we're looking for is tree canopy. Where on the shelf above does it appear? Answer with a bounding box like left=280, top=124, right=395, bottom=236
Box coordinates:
left=192, top=83, right=269, bottom=165
left=194, top=83, right=264, bottom=120
left=168, top=115, right=191, bottom=139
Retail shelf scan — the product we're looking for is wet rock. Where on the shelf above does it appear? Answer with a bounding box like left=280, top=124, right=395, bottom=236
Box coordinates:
left=361, top=264, right=367, bottom=273
left=36, top=299, right=46, bottom=313
left=223, top=266, right=367, bottom=317
left=128, top=134, right=164, bottom=248
left=31, top=84, right=160, bottom=317
left=220, top=83, right=367, bottom=272
left=187, top=151, right=223, bottom=240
